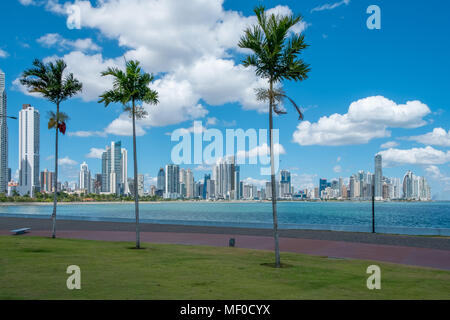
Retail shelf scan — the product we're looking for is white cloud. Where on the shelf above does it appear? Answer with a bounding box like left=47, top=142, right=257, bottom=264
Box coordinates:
left=293, top=96, right=431, bottom=146
left=58, top=156, right=78, bottom=166
left=86, top=147, right=105, bottom=159
left=425, top=165, right=450, bottom=191
left=18, top=0, right=35, bottom=5
left=236, top=143, right=286, bottom=159
left=333, top=165, right=342, bottom=173
left=0, top=49, right=8, bottom=58
left=69, top=130, right=107, bottom=138
left=206, top=117, right=218, bottom=126
left=311, top=0, right=350, bottom=13
left=380, top=141, right=399, bottom=149
left=408, top=128, right=450, bottom=147
left=337, top=156, right=341, bottom=162
left=37, top=33, right=101, bottom=52
left=27, top=0, right=309, bottom=134
left=378, top=146, right=450, bottom=166
left=104, top=114, right=147, bottom=136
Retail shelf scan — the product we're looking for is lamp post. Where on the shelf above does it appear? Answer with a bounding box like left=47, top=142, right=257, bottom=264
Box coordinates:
left=372, top=182, right=375, bottom=233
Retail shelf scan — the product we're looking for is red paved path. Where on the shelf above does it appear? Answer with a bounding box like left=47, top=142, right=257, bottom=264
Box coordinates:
left=2, top=229, right=449, bottom=270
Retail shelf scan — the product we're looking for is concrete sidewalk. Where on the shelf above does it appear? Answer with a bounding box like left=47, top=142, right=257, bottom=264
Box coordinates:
left=2, top=229, right=450, bottom=271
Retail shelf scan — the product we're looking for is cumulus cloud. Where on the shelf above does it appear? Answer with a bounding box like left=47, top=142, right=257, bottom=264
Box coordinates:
left=408, top=128, right=450, bottom=147
left=236, top=143, right=286, bottom=159
left=292, top=96, right=431, bottom=146
left=19, top=0, right=309, bottom=135
left=380, top=141, right=399, bottom=149
left=37, top=33, right=101, bottom=52
left=425, top=165, right=450, bottom=191
left=378, top=146, right=450, bottom=166
left=58, top=156, right=78, bottom=166
left=86, top=147, right=105, bottom=159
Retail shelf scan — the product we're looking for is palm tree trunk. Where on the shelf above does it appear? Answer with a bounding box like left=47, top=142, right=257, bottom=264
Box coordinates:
left=51, top=103, right=59, bottom=238
left=269, top=80, right=281, bottom=268
left=132, top=99, right=140, bottom=249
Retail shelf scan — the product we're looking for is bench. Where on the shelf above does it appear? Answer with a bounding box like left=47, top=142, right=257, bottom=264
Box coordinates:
left=11, top=228, right=31, bottom=235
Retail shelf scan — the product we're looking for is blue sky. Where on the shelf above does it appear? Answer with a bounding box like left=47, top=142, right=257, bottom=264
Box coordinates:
left=1, top=0, right=450, bottom=198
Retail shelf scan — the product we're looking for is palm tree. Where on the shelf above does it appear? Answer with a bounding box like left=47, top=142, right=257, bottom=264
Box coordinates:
left=20, top=59, right=82, bottom=239
left=238, top=6, right=310, bottom=267
left=99, top=60, right=158, bottom=249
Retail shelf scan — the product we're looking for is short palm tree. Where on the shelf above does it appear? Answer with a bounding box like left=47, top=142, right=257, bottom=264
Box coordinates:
left=20, top=59, right=82, bottom=239
left=238, top=6, right=310, bottom=267
left=99, top=59, right=158, bottom=249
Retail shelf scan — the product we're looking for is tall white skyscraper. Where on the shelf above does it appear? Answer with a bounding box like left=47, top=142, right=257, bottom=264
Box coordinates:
left=374, top=154, right=383, bottom=200
left=0, top=70, right=8, bottom=193
left=137, top=174, right=144, bottom=196
left=186, top=169, right=194, bottom=198
left=121, top=148, right=129, bottom=194
left=101, top=141, right=123, bottom=195
left=18, top=104, right=40, bottom=197
left=79, top=161, right=91, bottom=193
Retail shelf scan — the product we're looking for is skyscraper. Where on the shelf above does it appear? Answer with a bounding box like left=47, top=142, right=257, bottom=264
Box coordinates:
left=185, top=169, right=194, bottom=198
left=319, top=178, right=327, bottom=198
left=101, top=141, right=123, bottom=194
left=121, top=148, right=129, bottom=194
left=157, top=167, right=165, bottom=192
left=0, top=70, right=8, bottom=193
left=40, top=169, right=54, bottom=193
left=164, top=164, right=180, bottom=198
left=79, top=161, right=91, bottom=193
left=279, top=170, right=291, bottom=198
left=202, top=174, right=210, bottom=199
left=18, top=104, right=40, bottom=196
left=137, top=174, right=144, bottom=196
left=374, top=154, right=383, bottom=200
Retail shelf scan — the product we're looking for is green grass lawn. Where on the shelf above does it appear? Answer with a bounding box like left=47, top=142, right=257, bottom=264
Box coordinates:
left=0, top=235, right=449, bottom=299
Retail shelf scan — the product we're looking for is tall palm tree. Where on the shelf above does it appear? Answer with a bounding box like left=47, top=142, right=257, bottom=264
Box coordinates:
left=99, top=60, right=158, bottom=249
left=238, top=6, right=310, bottom=267
left=20, top=59, right=82, bottom=239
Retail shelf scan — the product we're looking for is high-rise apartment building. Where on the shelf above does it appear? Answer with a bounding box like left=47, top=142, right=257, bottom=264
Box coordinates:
left=18, top=104, right=40, bottom=196
left=121, top=148, right=129, bottom=194
left=157, top=167, right=165, bottom=192
left=40, top=169, right=54, bottom=193
left=101, top=141, right=123, bottom=195
left=79, top=161, right=91, bottom=193
left=137, top=174, right=144, bottom=196
left=0, top=70, right=8, bottom=193
left=374, top=154, right=383, bottom=200
left=164, top=164, right=180, bottom=199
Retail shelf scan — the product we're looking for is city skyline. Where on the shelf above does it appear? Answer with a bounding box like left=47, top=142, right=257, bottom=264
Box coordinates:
left=0, top=1, right=449, bottom=199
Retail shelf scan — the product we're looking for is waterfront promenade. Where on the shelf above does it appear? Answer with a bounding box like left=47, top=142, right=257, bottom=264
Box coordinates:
left=1, top=217, right=449, bottom=270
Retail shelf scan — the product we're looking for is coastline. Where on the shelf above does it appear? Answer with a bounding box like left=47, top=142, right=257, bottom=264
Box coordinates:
left=0, top=199, right=440, bottom=206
